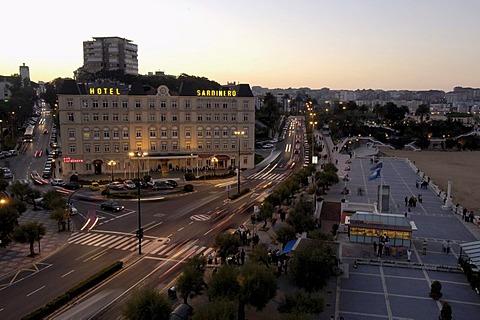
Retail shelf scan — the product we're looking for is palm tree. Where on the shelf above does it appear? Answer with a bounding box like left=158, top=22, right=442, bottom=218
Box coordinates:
left=416, top=104, right=430, bottom=123
left=13, top=221, right=46, bottom=256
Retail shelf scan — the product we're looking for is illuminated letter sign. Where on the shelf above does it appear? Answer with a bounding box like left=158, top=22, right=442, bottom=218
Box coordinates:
left=196, top=89, right=237, bottom=97
left=63, top=157, right=84, bottom=163
left=89, top=87, right=121, bottom=95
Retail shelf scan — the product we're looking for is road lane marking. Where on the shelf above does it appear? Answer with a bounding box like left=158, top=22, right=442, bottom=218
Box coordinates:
left=61, top=270, right=75, bottom=278
left=178, top=227, right=184, bottom=231
left=27, top=285, right=45, bottom=297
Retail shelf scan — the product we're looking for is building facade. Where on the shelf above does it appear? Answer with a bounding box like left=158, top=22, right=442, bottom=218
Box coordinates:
left=81, top=37, right=138, bottom=75
left=57, top=80, right=255, bottom=178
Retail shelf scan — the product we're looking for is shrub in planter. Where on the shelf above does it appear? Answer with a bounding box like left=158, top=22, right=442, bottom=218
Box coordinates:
left=183, top=184, right=194, bottom=192
left=185, top=172, right=195, bottom=181
left=439, top=301, right=452, bottom=320
left=429, top=280, right=442, bottom=300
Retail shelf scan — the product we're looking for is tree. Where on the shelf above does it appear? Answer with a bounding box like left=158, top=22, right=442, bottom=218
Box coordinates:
left=416, top=104, right=430, bottom=123
left=213, top=232, right=242, bottom=264
left=0, top=205, right=20, bottom=247
left=50, top=207, right=69, bottom=231
left=176, top=254, right=208, bottom=304
left=275, top=225, right=297, bottom=249
left=287, top=199, right=316, bottom=234
left=193, top=299, right=237, bottom=320
left=9, top=181, right=34, bottom=201
left=290, top=242, right=336, bottom=294
left=208, top=265, right=240, bottom=301
left=42, top=190, right=66, bottom=210
left=249, top=243, right=270, bottom=267
left=258, top=201, right=275, bottom=229
left=122, top=286, right=172, bottom=320
left=277, top=289, right=324, bottom=316
left=13, top=221, right=46, bottom=256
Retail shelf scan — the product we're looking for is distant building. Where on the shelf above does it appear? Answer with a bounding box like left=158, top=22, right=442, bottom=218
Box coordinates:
left=77, top=37, right=138, bottom=77
left=19, top=63, right=30, bottom=87
left=57, top=80, right=255, bottom=176
left=0, top=78, right=12, bottom=101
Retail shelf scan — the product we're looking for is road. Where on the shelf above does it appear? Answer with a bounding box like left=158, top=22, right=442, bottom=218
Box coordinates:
left=0, top=115, right=307, bottom=319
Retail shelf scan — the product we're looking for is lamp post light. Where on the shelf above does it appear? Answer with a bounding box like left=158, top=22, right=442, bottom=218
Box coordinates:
left=108, top=160, right=117, bottom=182
left=234, top=130, right=245, bottom=194
left=128, top=150, right=148, bottom=255
left=310, top=121, right=317, bottom=164
left=211, top=156, right=218, bottom=177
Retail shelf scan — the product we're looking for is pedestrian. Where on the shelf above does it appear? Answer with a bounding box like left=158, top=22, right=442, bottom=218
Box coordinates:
left=277, top=260, right=282, bottom=277
left=404, top=211, right=408, bottom=218
left=208, top=253, right=213, bottom=264
left=442, top=240, right=447, bottom=253
left=283, top=258, right=288, bottom=275
left=446, top=240, right=451, bottom=254
left=407, top=249, right=412, bottom=262
left=373, top=241, right=377, bottom=255
left=422, top=240, right=428, bottom=255
left=240, top=248, right=245, bottom=265
left=384, top=241, right=390, bottom=256
left=377, top=242, right=384, bottom=257
left=418, top=194, right=423, bottom=203
left=405, top=196, right=408, bottom=207
left=469, top=211, right=475, bottom=223
left=415, top=180, right=419, bottom=188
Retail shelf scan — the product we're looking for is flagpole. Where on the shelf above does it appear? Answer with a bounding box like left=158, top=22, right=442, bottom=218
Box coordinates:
left=379, top=170, right=383, bottom=213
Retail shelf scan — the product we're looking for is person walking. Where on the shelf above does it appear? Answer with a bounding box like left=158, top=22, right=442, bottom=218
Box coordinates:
left=422, top=240, right=428, bottom=255
left=442, top=240, right=447, bottom=253
left=407, top=249, right=412, bottom=262
left=277, top=260, right=282, bottom=277
left=373, top=241, right=378, bottom=255
left=240, top=248, right=245, bottom=265
left=446, top=240, right=451, bottom=254
left=405, top=196, right=408, bottom=207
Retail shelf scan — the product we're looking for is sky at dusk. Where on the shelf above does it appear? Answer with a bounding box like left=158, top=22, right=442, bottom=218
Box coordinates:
left=3, top=0, right=480, bottom=91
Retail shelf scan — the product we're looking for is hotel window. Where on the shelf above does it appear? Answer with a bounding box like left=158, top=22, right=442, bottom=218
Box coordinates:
left=206, top=128, right=212, bottom=138
left=149, top=101, right=155, bottom=108
left=161, top=142, right=167, bottom=151
left=243, top=157, right=248, bottom=165
left=94, top=144, right=100, bottom=153
left=135, top=100, right=141, bottom=108
left=83, top=128, right=91, bottom=140
left=214, top=114, right=220, bottom=121
left=150, top=142, right=156, bottom=151
left=122, top=128, right=129, bottom=139
left=198, top=142, right=203, bottom=150
left=214, top=141, right=219, bottom=150
left=135, top=113, right=142, bottom=121
left=93, top=113, right=99, bottom=121
left=231, top=141, right=236, bottom=149
left=68, top=129, right=75, bottom=140
left=171, top=101, right=177, bottom=108
left=214, top=128, right=220, bottom=138
left=223, top=102, right=228, bottom=109
left=214, top=102, right=220, bottom=109
left=122, top=114, right=129, bottom=122
left=243, top=140, right=248, bottom=149
left=113, top=143, right=119, bottom=152
left=243, top=113, right=249, bottom=121
left=172, top=142, right=178, bottom=151
left=67, top=113, right=75, bottom=122
left=243, top=101, right=249, bottom=109
left=85, top=163, right=92, bottom=171
left=136, top=142, right=142, bottom=150
left=161, top=101, right=167, bottom=108
left=82, top=113, right=89, bottom=122
left=185, top=100, right=191, bottom=108
left=102, top=113, right=109, bottom=121
left=82, top=100, right=88, bottom=108
left=112, top=101, right=118, bottom=108
left=223, top=141, right=228, bottom=149
left=161, top=128, right=167, bottom=138
left=197, top=128, right=203, bottom=137
left=136, top=128, right=142, bottom=138
left=149, top=113, right=155, bottom=122
left=122, top=101, right=128, bottom=108
left=149, top=128, right=157, bottom=138
left=122, top=143, right=129, bottom=152
left=160, top=114, right=167, bottom=122
left=222, top=128, right=228, bottom=137
left=172, top=115, right=178, bottom=122
left=231, top=113, right=236, bottom=121
left=185, top=129, right=191, bottom=138
left=185, top=113, right=191, bottom=122
left=69, top=144, right=76, bottom=153
left=102, top=101, right=109, bottom=108
left=223, top=114, right=228, bottom=121
left=113, top=128, right=119, bottom=139
left=70, top=163, right=76, bottom=171
left=232, top=101, right=237, bottom=109
left=186, top=142, right=191, bottom=150
left=206, top=102, right=212, bottom=109
left=67, top=99, right=74, bottom=108
left=206, top=141, right=211, bottom=150
left=206, top=114, right=212, bottom=121
left=84, top=144, right=91, bottom=153
left=103, top=129, right=110, bottom=139
left=104, top=144, right=110, bottom=153
left=172, top=128, right=178, bottom=138
left=92, top=101, right=99, bottom=108
left=112, top=113, right=119, bottom=121
left=93, top=128, right=100, bottom=140
left=197, top=115, right=203, bottom=122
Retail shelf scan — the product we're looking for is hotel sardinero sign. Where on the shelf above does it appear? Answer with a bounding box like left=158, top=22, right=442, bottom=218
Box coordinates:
left=89, top=87, right=121, bottom=95
left=196, top=89, right=237, bottom=97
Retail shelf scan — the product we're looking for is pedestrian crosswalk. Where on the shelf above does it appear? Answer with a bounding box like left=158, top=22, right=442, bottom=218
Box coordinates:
left=68, top=232, right=215, bottom=259
left=247, top=172, right=288, bottom=182
left=190, top=214, right=211, bottom=221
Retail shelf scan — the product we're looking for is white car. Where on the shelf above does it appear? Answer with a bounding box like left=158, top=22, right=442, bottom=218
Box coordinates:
left=51, top=178, right=65, bottom=186
left=262, top=144, right=274, bottom=149
left=124, top=180, right=136, bottom=189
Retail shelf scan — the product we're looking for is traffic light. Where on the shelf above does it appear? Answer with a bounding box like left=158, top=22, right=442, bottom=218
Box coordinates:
left=136, top=228, right=143, bottom=239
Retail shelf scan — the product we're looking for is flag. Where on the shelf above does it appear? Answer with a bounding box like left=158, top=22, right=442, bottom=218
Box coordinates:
left=368, top=168, right=382, bottom=181
left=370, top=162, right=383, bottom=171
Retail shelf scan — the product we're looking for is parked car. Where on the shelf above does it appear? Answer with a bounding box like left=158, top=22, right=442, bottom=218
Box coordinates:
left=123, top=180, right=136, bottom=189
left=165, top=179, right=179, bottom=188
left=0, top=168, right=13, bottom=179
left=262, top=143, right=274, bottom=149
left=152, top=181, right=174, bottom=190
left=50, top=142, right=59, bottom=148
left=51, top=178, right=65, bottom=186
left=90, top=181, right=100, bottom=191
left=100, top=201, right=125, bottom=212
left=8, top=150, right=17, bottom=156
left=63, top=181, right=81, bottom=190
left=42, top=170, right=52, bottom=179
left=108, top=181, right=124, bottom=190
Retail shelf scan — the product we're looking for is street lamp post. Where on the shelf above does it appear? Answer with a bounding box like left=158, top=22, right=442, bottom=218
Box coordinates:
left=108, top=160, right=117, bottom=182
left=128, top=151, right=148, bottom=255
left=234, top=131, right=245, bottom=194
left=211, top=156, right=218, bottom=177
left=310, top=120, right=317, bottom=163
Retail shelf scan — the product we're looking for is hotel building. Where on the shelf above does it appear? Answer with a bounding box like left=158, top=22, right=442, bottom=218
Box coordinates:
left=57, top=80, right=255, bottom=177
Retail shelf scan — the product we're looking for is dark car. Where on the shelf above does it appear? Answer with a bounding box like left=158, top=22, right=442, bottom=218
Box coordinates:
left=152, top=181, right=174, bottom=190
left=63, top=181, right=81, bottom=190
left=165, top=179, right=178, bottom=187
left=100, top=201, right=125, bottom=212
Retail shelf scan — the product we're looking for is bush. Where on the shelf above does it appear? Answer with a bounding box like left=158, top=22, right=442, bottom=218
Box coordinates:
left=70, top=174, right=79, bottom=182
left=440, top=301, right=452, bottom=320
left=183, top=184, right=194, bottom=192
left=184, top=172, right=195, bottom=181
left=429, top=280, right=442, bottom=300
